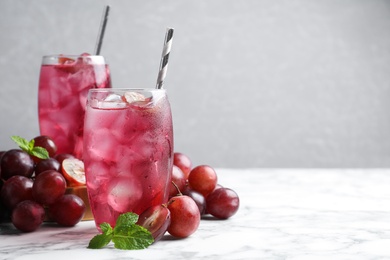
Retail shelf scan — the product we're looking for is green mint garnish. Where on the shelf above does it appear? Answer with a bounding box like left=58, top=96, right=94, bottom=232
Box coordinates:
left=11, top=136, right=49, bottom=159
left=88, top=212, right=154, bottom=250
left=88, top=223, right=113, bottom=249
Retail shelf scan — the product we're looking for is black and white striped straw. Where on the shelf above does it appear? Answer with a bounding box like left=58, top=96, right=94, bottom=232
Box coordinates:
left=156, top=28, right=174, bottom=89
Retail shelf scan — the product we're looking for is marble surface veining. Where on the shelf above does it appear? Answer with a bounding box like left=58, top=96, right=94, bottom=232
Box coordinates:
left=1, top=169, right=390, bottom=260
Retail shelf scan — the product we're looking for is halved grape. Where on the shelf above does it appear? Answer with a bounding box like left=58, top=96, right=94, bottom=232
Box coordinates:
left=136, top=204, right=171, bottom=242
left=61, top=158, right=85, bottom=187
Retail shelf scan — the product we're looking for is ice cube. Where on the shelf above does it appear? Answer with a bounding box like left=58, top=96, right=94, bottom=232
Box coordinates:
left=123, top=92, right=147, bottom=103
left=124, top=92, right=153, bottom=107
left=107, top=177, right=142, bottom=213
left=95, top=94, right=127, bottom=109
left=104, top=93, right=123, bottom=102
left=86, top=128, right=123, bottom=161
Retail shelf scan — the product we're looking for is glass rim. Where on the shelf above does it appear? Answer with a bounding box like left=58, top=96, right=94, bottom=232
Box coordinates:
left=41, top=55, right=107, bottom=64
left=89, top=88, right=166, bottom=93
left=42, top=54, right=106, bottom=58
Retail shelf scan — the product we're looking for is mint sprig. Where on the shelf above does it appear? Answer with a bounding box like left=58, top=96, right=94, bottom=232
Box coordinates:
left=11, top=136, right=49, bottom=159
left=88, top=212, right=154, bottom=250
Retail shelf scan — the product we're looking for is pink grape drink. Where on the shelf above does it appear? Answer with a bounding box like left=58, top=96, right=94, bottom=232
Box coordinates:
left=38, top=54, right=111, bottom=159
left=83, top=88, right=173, bottom=229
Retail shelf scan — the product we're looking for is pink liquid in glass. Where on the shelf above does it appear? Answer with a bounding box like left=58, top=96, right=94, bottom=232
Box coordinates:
left=38, top=54, right=111, bottom=159
left=83, top=89, right=173, bottom=229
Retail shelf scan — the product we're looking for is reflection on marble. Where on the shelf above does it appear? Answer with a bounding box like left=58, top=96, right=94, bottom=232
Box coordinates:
left=1, top=169, right=390, bottom=259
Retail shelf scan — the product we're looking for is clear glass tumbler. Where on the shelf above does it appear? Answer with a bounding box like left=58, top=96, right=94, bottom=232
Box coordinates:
left=83, top=88, right=173, bottom=229
left=38, top=54, right=112, bottom=159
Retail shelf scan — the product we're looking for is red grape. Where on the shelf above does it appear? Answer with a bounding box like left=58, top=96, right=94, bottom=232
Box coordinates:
left=214, top=183, right=223, bottom=190
left=33, top=135, right=57, bottom=157
left=12, top=200, right=45, bottom=232
left=137, top=204, right=171, bottom=242
left=35, top=158, right=60, bottom=176
left=0, top=149, right=35, bottom=180
left=0, top=151, right=5, bottom=177
left=173, top=152, right=192, bottom=179
left=48, top=194, right=85, bottom=226
left=182, top=188, right=206, bottom=215
left=54, top=153, right=75, bottom=165
left=32, top=170, right=66, bottom=205
left=1, top=175, right=33, bottom=209
left=169, top=165, right=187, bottom=198
left=206, top=187, right=239, bottom=219
left=188, top=165, right=218, bottom=198
left=167, top=195, right=200, bottom=238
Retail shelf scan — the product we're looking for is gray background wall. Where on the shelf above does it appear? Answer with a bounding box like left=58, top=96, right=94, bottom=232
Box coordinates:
left=1, top=0, right=390, bottom=168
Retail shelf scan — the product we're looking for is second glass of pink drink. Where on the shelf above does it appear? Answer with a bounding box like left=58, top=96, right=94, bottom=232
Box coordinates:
left=38, top=54, right=111, bottom=159
left=83, top=88, right=173, bottom=229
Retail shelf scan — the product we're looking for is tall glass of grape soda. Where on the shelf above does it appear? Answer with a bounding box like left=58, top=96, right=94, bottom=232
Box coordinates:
left=83, top=88, right=173, bottom=230
left=38, top=54, right=112, bottom=159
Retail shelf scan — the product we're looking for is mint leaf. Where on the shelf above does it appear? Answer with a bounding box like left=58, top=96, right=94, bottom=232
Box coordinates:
left=115, top=212, right=138, bottom=227
left=30, top=146, right=49, bottom=159
left=28, top=139, right=35, bottom=151
left=10, top=135, right=49, bottom=159
left=88, top=233, right=113, bottom=249
left=88, top=223, right=113, bottom=249
left=100, top=222, right=113, bottom=234
left=11, top=136, right=30, bottom=152
left=112, top=224, right=154, bottom=250
left=87, top=213, right=154, bottom=250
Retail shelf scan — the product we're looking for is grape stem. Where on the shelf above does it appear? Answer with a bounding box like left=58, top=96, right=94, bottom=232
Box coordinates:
left=163, top=181, right=184, bottom=208
left=171, top=181, right=183, bottom=196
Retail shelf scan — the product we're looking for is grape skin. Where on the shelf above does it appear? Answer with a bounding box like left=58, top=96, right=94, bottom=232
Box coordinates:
left=0, top=149, right=35, bottom=180
left=137, top=204, right=171, bottom=242
left=32, top=170, right=66, bottom=206
left=53, top=153, right=75, bottom=164
left=32, top=135, right=57, bottom=159
left=206, top=188, right=240, bottom=219
left=182, top=188, right=206, bottom=215
left=188, top=165, right=218, bottom=198
left=0, top=137, right=85, bottom=231
left=1, top=146, right=241, bottom=236
left=167, top=195, right=200, bottom=238
left=169, top=165, right=187, bottom=198
left=0, top=175, right=33, bottom=209
left=11, top=200, right=45, bottom=232
left=173, top=152, right=192, bottom=179
left=48, top=194, right=86, bottom=226
left=35, top=158, right=61, bottom=176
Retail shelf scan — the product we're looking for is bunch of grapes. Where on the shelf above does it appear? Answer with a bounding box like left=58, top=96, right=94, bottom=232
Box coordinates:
left=1, top=136, right=239, bottom=241
left=0, top=136, right=86, bottom=232
left=137, top=152, right=240, bottom=241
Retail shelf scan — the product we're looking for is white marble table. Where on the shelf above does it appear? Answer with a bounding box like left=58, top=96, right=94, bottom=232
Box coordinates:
left=1, top=169, right=390, bottom=260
